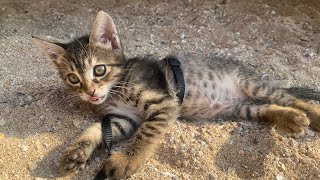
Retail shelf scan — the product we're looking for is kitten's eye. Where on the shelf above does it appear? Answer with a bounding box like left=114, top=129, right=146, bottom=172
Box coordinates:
left=94, top=65, right=106, bottom=77
left=67, top=73, right=80, bottom=84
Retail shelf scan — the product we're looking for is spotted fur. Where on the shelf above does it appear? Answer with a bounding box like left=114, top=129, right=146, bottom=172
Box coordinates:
left=33, top=11, right=320, bottom=179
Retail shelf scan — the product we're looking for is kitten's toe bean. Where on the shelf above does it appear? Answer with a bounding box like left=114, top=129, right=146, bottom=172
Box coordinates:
left=70, top=154, right=78, bottom=160
left=61, top=140, right=94, bottom=172
left=66, top=163, right=75, bottom=170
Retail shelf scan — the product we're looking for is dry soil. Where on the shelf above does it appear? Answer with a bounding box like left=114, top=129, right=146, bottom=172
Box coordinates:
left=0, top=0, right=319, bottom=179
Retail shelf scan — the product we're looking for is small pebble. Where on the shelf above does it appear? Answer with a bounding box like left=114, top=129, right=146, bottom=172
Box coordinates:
left=174, top=159, right=182, bottom=167
left=35, top=178, right=47, bottom=180
left=48, top=174, right=54, bottom=178
left=73, top=119, right=83, bottom=128
left=160, top=171, right=177, bottom=179
left=227, top=167, right=235, bottom=173
left=307, top=152, right=318, bottom=159
left=276, top=173, right=284, bottom=180
left=43, top=143, right=49, bottom=148
left=25, top=95, right=33, bottom=102
left=21, top=144, right=28, bottom=152
left=306, top=129, right=315, bottom=137
left=0, top=118, right=6, bottom=126
left=208, top=174, right=217, bottom=180
left=180, top=32, right=186, bottom=39
left=28, top=164, right=37, bottom=171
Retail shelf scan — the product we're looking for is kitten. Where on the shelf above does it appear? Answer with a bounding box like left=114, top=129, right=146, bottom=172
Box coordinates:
left=32, top=11, right=320, bottom=179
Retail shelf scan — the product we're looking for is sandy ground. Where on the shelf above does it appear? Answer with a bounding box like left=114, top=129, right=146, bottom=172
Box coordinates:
left=0, top=0, right=319, bottom=179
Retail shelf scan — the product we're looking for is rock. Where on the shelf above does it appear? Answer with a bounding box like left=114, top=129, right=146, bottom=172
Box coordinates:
left=35, top=178, right=47, bottom=180
left=180, top=32, right=186, bottom=39
left=227, top=167, right=236, bottom=173
left=0, top=118, right=6, bottom=126
left=37, top=97, right=48, bottom=106
left=261, top=73, right=271, bottom=80
left=72, top=119, right=83, bottom=128
left=43, top=143, right=49, bottom=149
left=276, top=173, right=284, bottom=180
left=28, top=163, right=37, bottom=171
left=174, top=159, right=182, bottom=167
left=10, top=79, right=16, bottom=86
left=307, top=152, right=318, bottom=160
left=25, top=95, right=33, bottom=102
left=0, top=133, right=5, bottom=139
left=208, top=174, right=217, bottom=180
left=239, top=150, right=245, bottom=155
left=288, top=139, right=297, bottom=147
left=21, top=144, right=28, bottom=152
left=160, top=172, right=177, bottom=179
left=306, top=129, right=315, bottom=137
left=280, top=164, right=286, bottom=171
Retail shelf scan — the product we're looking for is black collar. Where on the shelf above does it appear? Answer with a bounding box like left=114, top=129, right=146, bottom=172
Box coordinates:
left=164, top=56, right=185, bottom=104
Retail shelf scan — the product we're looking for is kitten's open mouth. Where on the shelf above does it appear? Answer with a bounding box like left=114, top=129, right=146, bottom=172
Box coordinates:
left=89, top=95, right=105, bottom=103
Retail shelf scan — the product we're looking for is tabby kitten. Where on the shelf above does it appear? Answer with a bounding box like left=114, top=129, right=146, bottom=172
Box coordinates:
left=33, top=11, right=320, bottom=179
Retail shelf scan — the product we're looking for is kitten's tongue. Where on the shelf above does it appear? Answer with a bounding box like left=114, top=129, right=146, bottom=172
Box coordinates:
left=90, top=96, right=99, bottom=101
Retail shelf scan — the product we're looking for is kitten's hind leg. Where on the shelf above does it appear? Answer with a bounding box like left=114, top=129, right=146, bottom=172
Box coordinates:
left=60, top=123, right=102, bottom=172
left=239, top=79, right=294, bottom=105
left=239, top=79, right=319, bottom=131
left=238, top=104, right=310, bottom=134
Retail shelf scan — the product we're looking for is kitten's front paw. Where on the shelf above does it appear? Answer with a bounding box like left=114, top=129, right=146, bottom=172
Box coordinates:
left=60, top=139, right=95, bottom=173
left=104, top=152, right=140, bottom=179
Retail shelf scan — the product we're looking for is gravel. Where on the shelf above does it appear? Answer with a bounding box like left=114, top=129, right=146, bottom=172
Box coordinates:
left=0, top=0, right=319, bottom=179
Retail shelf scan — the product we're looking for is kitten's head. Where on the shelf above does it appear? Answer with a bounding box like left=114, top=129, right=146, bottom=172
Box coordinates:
left=33, top=11, right=125, bottom=105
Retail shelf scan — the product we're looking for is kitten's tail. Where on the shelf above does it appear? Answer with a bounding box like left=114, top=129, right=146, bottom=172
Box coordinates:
left=286, top=87, right=320, bottom=101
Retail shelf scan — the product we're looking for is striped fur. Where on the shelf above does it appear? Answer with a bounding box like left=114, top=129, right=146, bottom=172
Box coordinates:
left=33, top=11, right=320, bottom=179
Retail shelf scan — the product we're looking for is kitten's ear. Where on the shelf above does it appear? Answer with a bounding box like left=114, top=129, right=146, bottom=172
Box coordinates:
left=89, top=11, right=121, bottom=50
left=32, top=36, right=66, bottom=65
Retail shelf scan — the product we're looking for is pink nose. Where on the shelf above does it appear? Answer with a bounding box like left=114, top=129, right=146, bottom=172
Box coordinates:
left=86, top=89, right=95, bottom=96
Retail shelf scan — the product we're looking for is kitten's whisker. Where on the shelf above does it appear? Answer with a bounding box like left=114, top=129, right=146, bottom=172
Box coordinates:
left=109, top=91, right=126, bottom=103
left=116, top=81, right=135, bottom=86
left=108, top=94, right=117, bottom=102
left=109, top=90, right=130, bottom=102
left=113, top=85, right=131, bottom=91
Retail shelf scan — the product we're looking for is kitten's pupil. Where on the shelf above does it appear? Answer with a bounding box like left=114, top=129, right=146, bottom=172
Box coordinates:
left=67, top=73, right=80, bottom=84
left=94, top=65, right=106, bottom=77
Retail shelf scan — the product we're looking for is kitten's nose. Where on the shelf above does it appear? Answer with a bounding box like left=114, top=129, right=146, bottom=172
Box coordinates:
left=86, top=89, right=96, bottom=96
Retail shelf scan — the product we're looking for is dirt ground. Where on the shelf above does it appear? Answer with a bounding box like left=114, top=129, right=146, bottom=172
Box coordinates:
left=0, top=0, right=319, bottom=179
